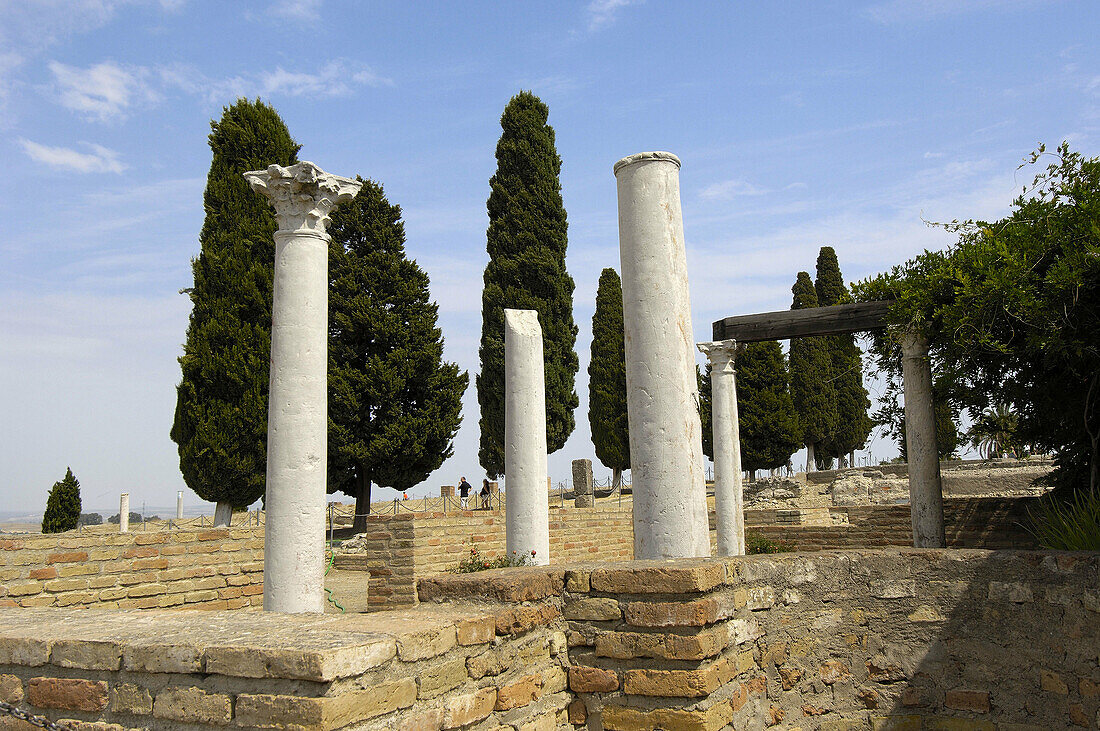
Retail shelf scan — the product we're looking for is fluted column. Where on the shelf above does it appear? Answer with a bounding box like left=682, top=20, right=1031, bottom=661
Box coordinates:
left=614, top=151, right=710, bottom=559
left=900, top=330, right=946, bottom=548
left=698, top=340, right=745, bottom=556
left=504, top=309, right=550, bottom=565
left=244, top=162, right=360, bottom=612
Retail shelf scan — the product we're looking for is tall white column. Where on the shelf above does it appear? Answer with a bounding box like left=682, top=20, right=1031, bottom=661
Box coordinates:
left=504, top=309, right=550, bottom=566
left=900, top=330, right=946, bottom=548
left=119, top=493, right=129, bottom=533
left=244, top=162, right=360, bottom=613
left=176, top=491, right=183, bottom=521
left=698, top=341, right=745, bottom=556
left=614, top=151, right=710, bottom=559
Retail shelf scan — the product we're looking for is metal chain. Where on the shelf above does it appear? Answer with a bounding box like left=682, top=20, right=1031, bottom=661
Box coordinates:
left=0, top=700, right=77, bottom=730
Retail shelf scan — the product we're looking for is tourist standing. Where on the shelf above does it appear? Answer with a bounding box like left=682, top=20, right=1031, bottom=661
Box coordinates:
left=458, top=477, right=472, bottom=510
left=480, top=479, right=491, bottom=510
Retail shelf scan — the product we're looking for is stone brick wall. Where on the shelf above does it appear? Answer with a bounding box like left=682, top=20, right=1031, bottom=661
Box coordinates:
left=344, top=498, right=1037, bottom=611
left=0, top=528, right=264, bottom=610
left=419, top=548, right=1100, bottom=730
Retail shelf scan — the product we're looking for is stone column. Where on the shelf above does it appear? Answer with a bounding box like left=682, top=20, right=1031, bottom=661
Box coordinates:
left=119, top=493, right=129, bottom=533
left=244, top=161, right=361, bottom=613
left=176, top=491, right=183, bottom=521
left=213, top=502, right=232, bottom=527
left=504, top=309, right=550, bottom=565
left=900, top=330, right=946, bottom=548
left=614, top=151, right=710, bottom=559
left=697, top=340, right=745, bottom=556
left=572, top=459, right=594, bottom=508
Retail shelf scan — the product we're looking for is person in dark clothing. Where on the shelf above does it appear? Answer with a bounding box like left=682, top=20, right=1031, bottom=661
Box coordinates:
left=458, top=477, right=472, bottom=510
left=480, top=478, right=491, bottom=510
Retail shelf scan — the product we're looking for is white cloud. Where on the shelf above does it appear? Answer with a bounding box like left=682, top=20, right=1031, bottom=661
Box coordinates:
left=19, top=139, right=126, bottom=173
left=270, top=0, right=321, bottom=21
left=863, top=0, right=1055, bottom=25
left=160, top=59, right=391, bottom=104
left=49, top=60, right=155, bottom=121
left=699, top=179, right=772, bottom=200
left=586, top=0, right=639, bottom=31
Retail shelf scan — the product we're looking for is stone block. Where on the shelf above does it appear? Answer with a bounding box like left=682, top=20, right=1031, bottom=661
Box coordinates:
left=26, top=678, right=108, bottom=713
left=495, top=603, right=560, bottom=635
left=569, top=665, right=618, bottom=693
left=563, top=597, right=621, bottom=621
left=568, top=698, right=587, bottom=725
left=50, top=640, right=121, bottom=671
left=467, top=648, right=507, bottom=680
left=441, top=687, right=496, bottom=729
left=818, top=660, right=850, bottom=685
left=396, top=623, right=457, bottom=661
left=595, top=626, right=726, bottom=661
left=988, top=581, right=1033, bottom=603
left=623, top=665, right=721, bottom=697
left=602, top=701, right=731, bottom=731
left=417, top=656, right=467, bottom=699
left=624, top=598, right=717, bottom=627
left=944, top=689, right=991, bottom=713
left=0, top=638, right=50, bottom=666
left=495, top=673, right=543, bottom=710
left=869, top=717, right=922, bottom=731
left=152, top=687, right=231, bottom=725
left=590, top=562, right=725, bottom=594
left=455, top=615, right=495, bottom=646
left=745, top=586, right=775, bottom=610
left=109, top=683, right=152, bottom=716
left=0, top=675, right=23, bottom=704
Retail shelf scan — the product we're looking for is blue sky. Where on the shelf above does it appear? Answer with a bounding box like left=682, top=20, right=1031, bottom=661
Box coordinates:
left=1, top=0, right=1097, bottom=515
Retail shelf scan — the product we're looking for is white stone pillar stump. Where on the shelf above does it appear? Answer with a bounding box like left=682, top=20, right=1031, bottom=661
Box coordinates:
left=504, top=309, right=550, bottom=566
left=176, top=491, right=183, bottom=521
left=615, top=151, right=710, bottom=559
left=900, top=330, right=946, bottom=548
left=698, top=340, right=745, bottom=556
left=244, top=161, right=361, bottom=613
left=119, top=493, right=129, bottom=533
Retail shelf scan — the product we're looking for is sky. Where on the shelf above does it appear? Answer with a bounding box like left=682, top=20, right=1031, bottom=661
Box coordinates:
left=1, top=0, right=1098, bottom=516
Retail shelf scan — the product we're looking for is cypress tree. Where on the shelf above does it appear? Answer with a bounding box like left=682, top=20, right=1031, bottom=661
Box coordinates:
left=327, top=178, right=468, bottom=529
left=42, top=467, right=81, bottom=534
left=789, top=271, right=838, bottom=471
left=588, top=268, right=629, bottom=490
left=171, top=99, right=300, bottom=515
left=814, top=247, right=872, bottom=465
left=477, top=91, right=578, bottom=477
left=699, top=343, right=800, bottom=476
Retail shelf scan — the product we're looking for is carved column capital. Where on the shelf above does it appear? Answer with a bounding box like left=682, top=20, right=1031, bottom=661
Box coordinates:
left=244, top=161, right=361, bottom=235
left=697, top=340, right=739, bottom=375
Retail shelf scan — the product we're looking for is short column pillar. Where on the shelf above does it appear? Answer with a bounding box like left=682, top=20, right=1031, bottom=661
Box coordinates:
left=504, top=309, right=550, bottom=565
left=176, top=491, right=183, bottom=521
left=698, top=340, right=745, bottom=556
left=900, top=330, right=946, bottom=548
left=245, top=162, right=361, bottom=613
left=572, top=459, right=594, bottom=508
left=614, top=151, right=709, bottom=559
left=119, top=493, right=129, bottom=533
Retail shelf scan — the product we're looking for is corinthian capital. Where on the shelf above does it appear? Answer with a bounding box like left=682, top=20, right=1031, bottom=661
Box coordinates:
left=697, top=340, right=739, bottom=374
left=243, top=161, right=361, bottom=235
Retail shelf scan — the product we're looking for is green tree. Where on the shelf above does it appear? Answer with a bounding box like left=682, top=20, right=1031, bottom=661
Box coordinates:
left=968, top=403, right=1020, bottom=459
left=42, top=467, right=81, bottom=534
left=856, top=143, right=1100, bottom=494
left=477, top=91, right=578, bottom=478
left=789, top=271, right=838, bottom=470
left=171, top=99, right=299, bottom=517
left=814, top=247, right=872, bottom=465
left=699, top=342, right=801, bottom=477
left=588, top=268, right=629, bottom=490
left=327, top=179, right=468, bottom=529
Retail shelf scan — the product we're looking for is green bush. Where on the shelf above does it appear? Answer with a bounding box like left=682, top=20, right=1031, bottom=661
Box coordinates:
left=454, top=546, right=535, bottom=573
left=746, top=531, right=793, bottom=555
left=1028, top=488, right=1100, bottom=551
left=42, top=467, right=81, bottom=534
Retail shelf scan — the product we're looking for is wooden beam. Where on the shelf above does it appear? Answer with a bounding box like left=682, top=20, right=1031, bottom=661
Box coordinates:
left=711, top=300, right=893, bottom=342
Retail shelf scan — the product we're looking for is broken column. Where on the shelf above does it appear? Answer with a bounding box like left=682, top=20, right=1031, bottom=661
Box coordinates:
left=244, top=161, right=361, bottom=613
left=176, top=491, right=183, bottom=521
left=572, top=458, right=594, bottom=508
left=697, top=340, right=745, bottom=556
left=900, top=330, right=946, bottom=548
left=119, top=493, right=129, bottom=533
left=614, top=151, right=710, bottom=559
left=504, top=308, right=550, bottom=565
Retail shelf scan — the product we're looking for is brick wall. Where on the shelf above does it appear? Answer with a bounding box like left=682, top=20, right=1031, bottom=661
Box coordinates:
left=344, top=498, right=1037, bottom=611
left=0, top=528, right=264, bottom=610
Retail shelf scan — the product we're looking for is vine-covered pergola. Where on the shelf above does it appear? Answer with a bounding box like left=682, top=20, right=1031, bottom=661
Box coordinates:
left=699, top=300, right=945, bottom=553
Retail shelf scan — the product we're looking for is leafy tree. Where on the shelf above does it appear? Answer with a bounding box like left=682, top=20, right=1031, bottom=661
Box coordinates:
left=42, top=467, right=81, bottom=534
left=699, top=342, right=801, bottom=477
left=789, top=271, right=838, bottom=470
left=477, top=91, right=578, bottom=478
left=968, top=403, right=1020, bottom=459
left=588, top=268, right=629, bottom=490
left=856, top=143, right=1100, bottom=495
left=814, top=247, right=873, bottom=464
left=327, top=179, right=468, bottom=529
left=171, top=99, right=299, bottom=517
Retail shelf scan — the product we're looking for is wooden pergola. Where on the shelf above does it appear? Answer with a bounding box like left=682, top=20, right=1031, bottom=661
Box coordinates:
left=701, top=300, right=946, bottom=550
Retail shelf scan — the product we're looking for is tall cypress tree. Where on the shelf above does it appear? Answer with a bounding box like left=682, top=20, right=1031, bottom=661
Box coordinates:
left=171, top=99, right=299, bottom=514
left=699, top=343, right=800, bottom=476
left=327, top=179, right=467, bottom=529
left=789, top=271, right=838, bottom=471
left=814, top=247, right=872, bottom=465
left=42, top=467, right=81, bottom=534
left=477, top=91, right=578, bottom=478
left=588, top=268, right=629, bottom=490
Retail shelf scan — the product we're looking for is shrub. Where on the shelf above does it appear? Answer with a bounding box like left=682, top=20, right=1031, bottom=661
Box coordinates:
left=77, top=513, right=103, bottom=527
left=42, top=468, right=81, bottom=533
left=746, top=531, right=793, bottom=555
left=107, top=511, right=144, bottom=525
left=1028, top=488, right=1100, bottom=551
left=454, top=546, right=535, bottom=573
